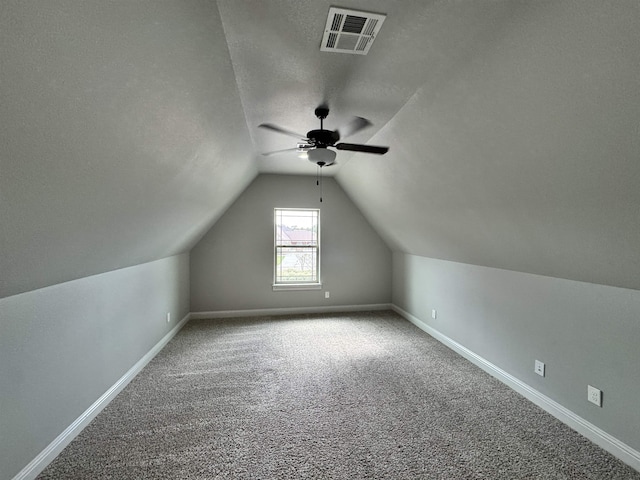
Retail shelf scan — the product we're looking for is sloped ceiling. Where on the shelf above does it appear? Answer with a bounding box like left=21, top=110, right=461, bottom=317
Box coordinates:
left=2, top=1, right=639, bottom=298
left=336, top=1, right=640, bottom=290
left=0, top=1, right=256, bottom=298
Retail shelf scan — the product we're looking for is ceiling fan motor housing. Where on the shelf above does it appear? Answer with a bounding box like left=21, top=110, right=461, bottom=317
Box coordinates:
left=307, top=129, right=340, bottom=146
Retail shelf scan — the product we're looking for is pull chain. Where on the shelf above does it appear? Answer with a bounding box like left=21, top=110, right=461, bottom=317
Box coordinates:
left=315, top=164, right=323, bottom=202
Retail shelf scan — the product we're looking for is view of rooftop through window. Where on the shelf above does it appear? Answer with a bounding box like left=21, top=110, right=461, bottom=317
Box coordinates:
left=274, top=209, right=319, bottom=284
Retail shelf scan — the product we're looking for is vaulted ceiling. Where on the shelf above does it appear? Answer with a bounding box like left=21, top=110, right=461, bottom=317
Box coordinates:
left=1, top=0, right=639, bottom=298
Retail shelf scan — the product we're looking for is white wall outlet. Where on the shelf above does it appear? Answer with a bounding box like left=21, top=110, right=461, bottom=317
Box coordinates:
left=325, top=291, right=330, bottom=299
left=587, top=385, right=602, bottom=407
left=534, top=360, right=545, bottom=377
left=166, top=312, right=171, bottom=323
left=431, top=309, right=437, bottom=319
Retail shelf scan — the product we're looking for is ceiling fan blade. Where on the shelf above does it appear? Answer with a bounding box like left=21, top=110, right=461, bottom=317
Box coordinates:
left=258, top=123, right=307, bottom=140
left=335, top=143, right=389, bottom=155
left=261, top=147, right=302, bottom=157
left=336, top=116, right=372, bottom=140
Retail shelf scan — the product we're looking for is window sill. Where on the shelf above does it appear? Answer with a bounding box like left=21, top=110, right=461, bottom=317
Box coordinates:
left=272, top=283, right=322, bottom=292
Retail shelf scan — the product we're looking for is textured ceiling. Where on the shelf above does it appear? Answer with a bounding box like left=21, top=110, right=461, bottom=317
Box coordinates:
left=221, top=0, right=521, bottom=176
left=337, top=1, right=640, bottom=290
left=1, top=1, right=639, bottom=298
left=0, top=1, right=256, bottom=297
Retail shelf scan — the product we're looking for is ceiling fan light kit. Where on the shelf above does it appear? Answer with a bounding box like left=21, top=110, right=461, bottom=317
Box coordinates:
left=308, top=147, right=336, bottom=167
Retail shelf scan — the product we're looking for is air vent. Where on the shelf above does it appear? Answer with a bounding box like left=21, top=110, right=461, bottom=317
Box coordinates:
left=320, top=7, right=386, bottom=55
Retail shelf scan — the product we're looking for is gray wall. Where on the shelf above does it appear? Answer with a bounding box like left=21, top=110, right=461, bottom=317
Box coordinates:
left=392, top=252, right=640, bottom=453
left=0, top=254, right=190, bottom=479
left=190, top=174, right=391, bottom=312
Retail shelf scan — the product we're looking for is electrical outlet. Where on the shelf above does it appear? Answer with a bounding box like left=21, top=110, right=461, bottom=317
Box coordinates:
left=431, top=309, right=437, bottom=319
left=166, top=312, right=171, bottom=323
left=587, top=385, right=602, bottom=407
left=534, top=360, right=545, bottom=377
left=325, top=291, right=330, bottom=299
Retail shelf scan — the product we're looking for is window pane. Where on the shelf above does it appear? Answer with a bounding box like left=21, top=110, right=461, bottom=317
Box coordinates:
left=276, top=209, right=318, bottom=246
left=276, top=246, right=318, bottom=282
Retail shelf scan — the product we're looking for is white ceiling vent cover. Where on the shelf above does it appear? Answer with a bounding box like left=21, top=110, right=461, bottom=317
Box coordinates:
left=320, top=7, right=386, bottom=55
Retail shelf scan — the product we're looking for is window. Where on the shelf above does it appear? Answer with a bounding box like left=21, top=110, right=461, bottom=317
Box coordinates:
left=274, top=208, right=320, bottom=289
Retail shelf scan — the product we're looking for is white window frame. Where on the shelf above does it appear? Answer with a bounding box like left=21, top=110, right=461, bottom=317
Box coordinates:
left=273, top=208, right=321, bottom=291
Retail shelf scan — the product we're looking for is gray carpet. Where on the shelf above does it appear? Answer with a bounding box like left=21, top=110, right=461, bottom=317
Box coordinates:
left=38, top=311, right=639, bottom=479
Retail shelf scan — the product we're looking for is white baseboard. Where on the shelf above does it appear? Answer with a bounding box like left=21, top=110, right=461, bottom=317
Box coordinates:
left=391, top=304, right=640, bottom=473
left=13, top=312, right=191, bottom=480
left=190, top=303, right=392, bottom=320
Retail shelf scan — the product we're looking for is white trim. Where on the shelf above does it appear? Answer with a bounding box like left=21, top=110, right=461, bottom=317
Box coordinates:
left=272, top=283, right=322, bottom=291
left=190, top=303, right=391, bottom=319
left=391, top=304, right=640, bottom=473
left=274, top=208, right=321, bottom=286
left=12, top=312, right=191, bottom=480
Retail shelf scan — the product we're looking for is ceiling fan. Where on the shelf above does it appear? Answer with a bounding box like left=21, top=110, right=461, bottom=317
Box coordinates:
left=259, top=106, right=389, bottom=167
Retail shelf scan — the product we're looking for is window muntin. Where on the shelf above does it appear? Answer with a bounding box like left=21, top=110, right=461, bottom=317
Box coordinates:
left=274, top=208, right=320, bottom=285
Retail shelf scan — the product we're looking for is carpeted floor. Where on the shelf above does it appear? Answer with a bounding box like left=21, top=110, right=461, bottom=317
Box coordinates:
left=38, top=311, right=639, bottom=479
